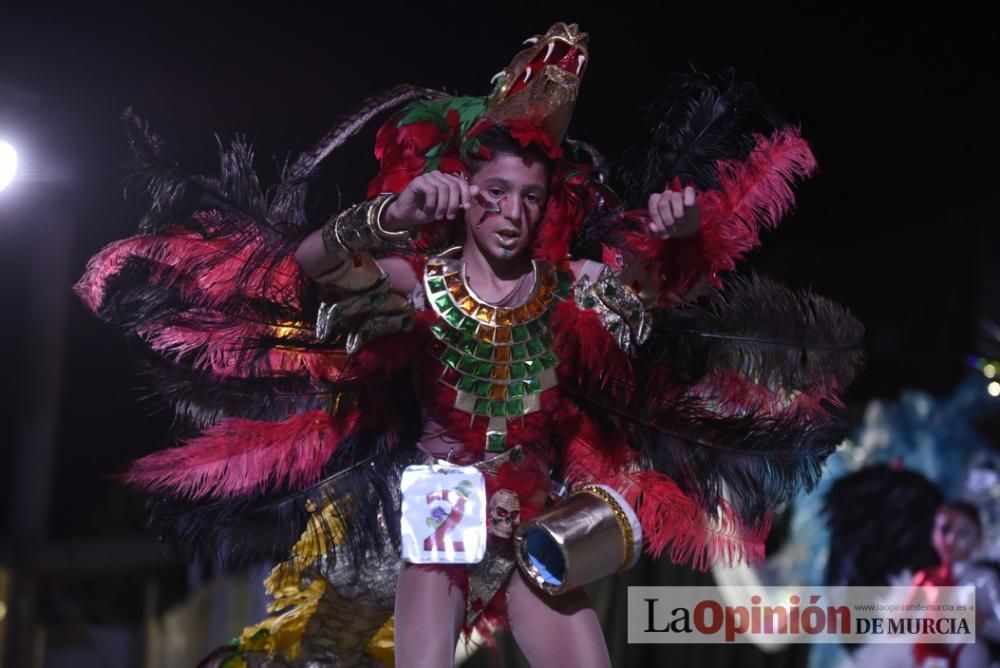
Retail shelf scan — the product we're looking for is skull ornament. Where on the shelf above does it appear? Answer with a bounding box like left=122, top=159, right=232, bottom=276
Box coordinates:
left=488, top=489, right=521, bottom=539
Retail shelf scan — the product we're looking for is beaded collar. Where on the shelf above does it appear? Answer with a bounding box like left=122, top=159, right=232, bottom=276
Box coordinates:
left=424, top=248, right=572, bottom=452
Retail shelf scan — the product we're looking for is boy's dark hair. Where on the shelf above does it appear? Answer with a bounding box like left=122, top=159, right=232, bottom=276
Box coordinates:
left=465, top=125, right=554, bottom=178
left=939, top=500, right=983, bottom=535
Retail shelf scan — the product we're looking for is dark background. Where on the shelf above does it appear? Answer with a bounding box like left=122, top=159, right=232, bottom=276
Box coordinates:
left=1, top=4, right=997, bottom=666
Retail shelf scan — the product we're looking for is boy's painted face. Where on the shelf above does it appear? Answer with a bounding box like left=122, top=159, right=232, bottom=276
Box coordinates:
left=465, top=153, right=549, bottom=262
left=932, top=508, right=980, bottom=565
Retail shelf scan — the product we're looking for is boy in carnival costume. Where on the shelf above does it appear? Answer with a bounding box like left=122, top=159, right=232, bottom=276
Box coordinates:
left=77, top=22, right=863, bottom=667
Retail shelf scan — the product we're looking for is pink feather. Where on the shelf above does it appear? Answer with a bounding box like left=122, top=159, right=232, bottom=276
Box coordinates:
left=74, top=211, right=305, bottom=314
left=559, top=408, right=769, bottom=570
left=617, top=470, right=770, bottom=569
left=640, top=127, right=818, bottom=299
left=125, top=409, right=356, bottom=500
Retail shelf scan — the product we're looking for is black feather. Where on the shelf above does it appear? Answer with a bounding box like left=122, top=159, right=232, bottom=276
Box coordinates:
left=571, top=274, right=863, bottom=524
left=268, top=84, right=443, bottom=226
left=614, top=69, right=783, bottom=205
left=644, top=273, right=865, bottom=394
left=577, top=389, right=847, bottom=525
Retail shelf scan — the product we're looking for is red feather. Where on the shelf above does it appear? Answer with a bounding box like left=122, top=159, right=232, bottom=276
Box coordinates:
left=699, top=127, right=818, bottom=268
left=558, top=405, right=770, bottom=570
left=125, top=409, right=357, bottom=500
left=617, top=470, right=770, bottom=569
left=135, top=315, right=352, bottom=382
left=627, top=127, right=818, bottom=301
left=549, top=300, right=634, bottom=397
left=74, top=211, right=305, bottom=314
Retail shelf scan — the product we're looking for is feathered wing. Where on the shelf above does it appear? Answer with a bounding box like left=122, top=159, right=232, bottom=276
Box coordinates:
left=76, top=95, right=434, bottom=568
left=575, top=72, right=818, bottom=302
left=633, top=275, right=862, bottom=519
left=553, top=275, right=864, bottom=568
left=555, top=403, right=774, bottom=571
left=549, top=71, right=860, bottom=568
left=616, top=70, right=783, bottom=199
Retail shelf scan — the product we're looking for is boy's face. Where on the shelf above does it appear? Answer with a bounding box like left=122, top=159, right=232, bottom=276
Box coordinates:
left=466, top=153, right=549, bottom=263
left=932, top=508, right=980, bottom=565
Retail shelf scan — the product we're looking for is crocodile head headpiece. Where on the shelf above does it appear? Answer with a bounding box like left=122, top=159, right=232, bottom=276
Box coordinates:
left=482, top=22, right=589, bottom=144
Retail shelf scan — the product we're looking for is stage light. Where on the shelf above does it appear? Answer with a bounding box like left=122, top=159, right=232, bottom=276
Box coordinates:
left=985, top=363, right=997, bottom=379
left=989, top=381, right=1000, bottom=398
left=0, top=139, right=18, bottom=191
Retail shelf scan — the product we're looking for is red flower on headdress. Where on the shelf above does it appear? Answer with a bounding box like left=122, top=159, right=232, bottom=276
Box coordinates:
left=466, top=118, right=563, bottom=161
left=369, top=119, right=444, bottom=196
left=375, top=120, right=440, bottom=161
left=441, top=109, right=461, bottom=144
left=368, top=156, right=425, bottom=196
left=504, top=119, right=563, bottom=160
left=368, top=107, right=473, bottom=197
left=368, top=120, right=448, bottom=196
